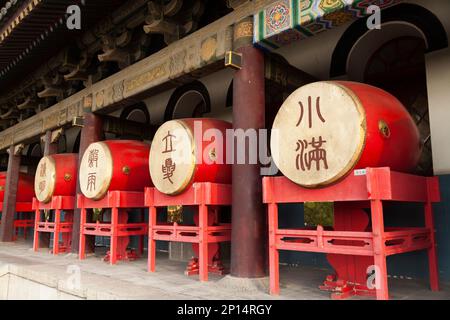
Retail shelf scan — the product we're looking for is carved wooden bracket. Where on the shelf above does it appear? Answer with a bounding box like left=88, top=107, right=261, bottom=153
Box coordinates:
left=17, top=97, right=38, bottom=110
left=226, top=0, right=249, bottom=9
left=6, top=143, right=25, bottom=156
left=51, top=128, right=64, bottom=144
left=0, top=108, right=17, bottom=120
left=98, top=34, right=132, bottom=67
left=144, top=0, right=204, bottom=45
left=38, top=74, right=65, bottom=99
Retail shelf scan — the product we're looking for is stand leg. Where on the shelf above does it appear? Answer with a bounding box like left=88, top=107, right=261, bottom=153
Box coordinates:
left=33, top=209, right=39, bottom=252
left=268, top=203, right=279, bottom=295
left=370, top=199, right=389, bottom=300
left=79, top=208, right=86, bottom=260
left=199, top=204, right=208, bottom=282
left=110, top=207, right=118, bottom=265
left=425, top=201, right=439, bottom=291
left=53, top=209, right=60, bottom=255
left=139, top=208, right=144, bottom=256
left=148, top=206, right=156, bottom=272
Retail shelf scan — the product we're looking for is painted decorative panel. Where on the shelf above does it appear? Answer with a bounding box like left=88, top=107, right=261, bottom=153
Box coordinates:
left=254, top=0, right=403, bottom=50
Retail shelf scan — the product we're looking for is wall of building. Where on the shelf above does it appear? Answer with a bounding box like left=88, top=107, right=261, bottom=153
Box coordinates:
left=426, top=48, right=450, bottom=175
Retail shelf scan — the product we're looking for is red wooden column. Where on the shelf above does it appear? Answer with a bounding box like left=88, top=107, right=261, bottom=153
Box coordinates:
left=71, top=112, right=103, bottom=254
left=0, top=145, right=22, bottom=242
left=425, top=180, right=440, bottom=291
left=230, top=17, right=267, bottom=278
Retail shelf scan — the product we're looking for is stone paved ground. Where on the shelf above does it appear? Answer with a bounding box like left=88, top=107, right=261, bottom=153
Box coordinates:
left=0, top=241, right=449, bottom=300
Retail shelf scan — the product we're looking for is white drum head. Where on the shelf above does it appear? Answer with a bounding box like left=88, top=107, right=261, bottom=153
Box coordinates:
left=149, top=120, right=196, bottom=195
left=35, top=156, right=56, bottom=203
left=79, top=141, right=113, bottom=200
left=271, top=82, right=366, bottom=188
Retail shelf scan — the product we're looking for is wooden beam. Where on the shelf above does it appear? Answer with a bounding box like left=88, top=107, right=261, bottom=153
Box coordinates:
left=0, top=145, right=21, bottom=242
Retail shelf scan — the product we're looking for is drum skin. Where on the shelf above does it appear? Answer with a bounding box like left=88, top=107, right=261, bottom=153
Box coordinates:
left=34, top=154, right=78, bottom=203
left=271, top=81, right=422, bottom=188
left=79, top=140, right=152, bottom=200
left=150, top=118, right=232, bottom=195
left=0, top=172, right=34, bottom=203
left=344, top=81, right=421, bottom=172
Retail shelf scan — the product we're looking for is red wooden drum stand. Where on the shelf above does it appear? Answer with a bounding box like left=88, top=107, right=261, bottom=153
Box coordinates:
left=0, top=172, right=35, bottom=241
left=0, top=202, right=34, bottom=241
left=145, top=183, right=231, bottom=281
left=32, top=196, right=75, bottom=254
left=77, top=191, right=147, bottom=265
left=263, top=167, right=440, bottom=300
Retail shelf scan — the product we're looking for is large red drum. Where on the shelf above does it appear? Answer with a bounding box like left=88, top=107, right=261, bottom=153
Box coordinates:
left=79, top=140, right=152, bottom=200
left=34, top=153, right=78, bottom=203
left=0, top=172, right=34, bottom=203
left=149, top=118, right=232, bottom=195
left=271, top=81, right=422, bottom=188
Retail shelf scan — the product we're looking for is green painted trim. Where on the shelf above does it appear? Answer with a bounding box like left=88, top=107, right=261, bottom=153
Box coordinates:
left=258, top=10, right=265, bottom=42
left=292, top=0, right=299, bottom=28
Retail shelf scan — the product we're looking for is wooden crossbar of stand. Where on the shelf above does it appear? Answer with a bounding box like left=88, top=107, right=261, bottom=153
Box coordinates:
left=145, top=183, right=232, bottom=282
left=33, top=196, right=75, bottom=255
left=0, top=202, right=34, bottom=241
left=77, top=191, right=147, bottom=265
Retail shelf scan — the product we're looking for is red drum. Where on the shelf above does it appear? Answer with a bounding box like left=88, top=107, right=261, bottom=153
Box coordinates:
left=271, top=81, right=421, bottom=188
left=79, top=140, right=152, bottom=200
left=34, top=153, right=78, bottom=203
left=149, top=118, right=232, bottom=195
left=0, top=172, right=34, bottom=203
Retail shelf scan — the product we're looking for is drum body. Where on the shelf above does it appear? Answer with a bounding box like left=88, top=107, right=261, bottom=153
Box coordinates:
left=271, top=81, right=421, bottom=188
left=79, top=140, right=152, bottom=200
left=34, top=153, right=78, bottom=203
left=0, top=172, right=35, bottom=203
left=149, top=118, right=232, bottom=195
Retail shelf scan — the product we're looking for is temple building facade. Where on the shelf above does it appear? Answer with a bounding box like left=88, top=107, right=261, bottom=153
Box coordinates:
left=0, top=0, right=449, bottom=300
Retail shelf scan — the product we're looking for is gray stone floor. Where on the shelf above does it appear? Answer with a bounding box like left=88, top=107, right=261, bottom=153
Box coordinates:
left=0, top=241, right=449, bottom=300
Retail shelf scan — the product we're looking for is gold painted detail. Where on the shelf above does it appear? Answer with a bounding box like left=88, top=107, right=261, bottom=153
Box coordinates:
left=95, top=91, right=105, bottom=108
left=122, top=166, right=130, bottom=175
left=225, top=51, right=242, bottom=70
left=378, top=119, right=391, bottom=138
left=209, top=148, right=217, bottom=162
left=64, top=173, right=72, bottom=182
left=234, top=21, right=253, bottom=39
left=124, top=63, right=168, bottom=93
left=84, top=95, right=93, bottom=109
left=93, top=208, right=102, bottom=222
left=51, top=128, right=64, bottom=143
left=167, top=205, right=183, bottom=223
left=201, top=37, right=217, bottom=62
left=44, top=209, right=50, bottom=222
left=304, top=202, right=334, bottom=227
left=0, top=185, right=4, bottom=191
